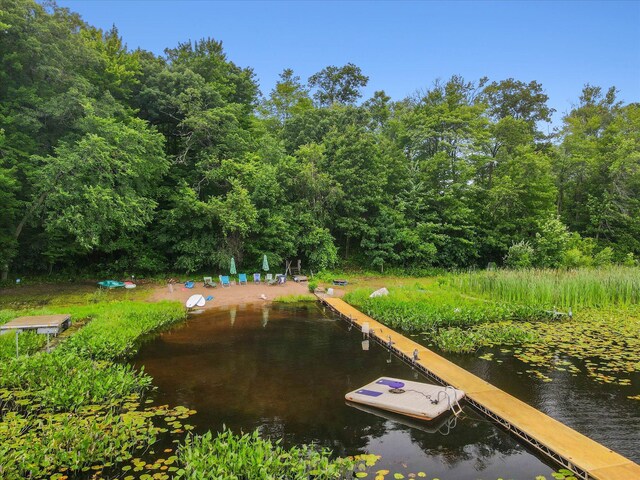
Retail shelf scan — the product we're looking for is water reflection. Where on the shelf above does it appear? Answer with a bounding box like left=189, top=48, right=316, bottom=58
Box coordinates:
left=134, top=303, right=555, bottom=479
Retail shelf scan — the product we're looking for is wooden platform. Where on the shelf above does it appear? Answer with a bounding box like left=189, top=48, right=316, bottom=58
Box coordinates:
left=319, top=296, right=640, bottom=480
left=0, top=314, right=71, bottom=334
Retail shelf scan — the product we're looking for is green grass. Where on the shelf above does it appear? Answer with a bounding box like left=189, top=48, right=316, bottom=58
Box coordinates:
left=450, top=266, right=640, bottom=309
left=344, top=284, right=551, bottom=332
left=273, top=294, right=316, bottom=303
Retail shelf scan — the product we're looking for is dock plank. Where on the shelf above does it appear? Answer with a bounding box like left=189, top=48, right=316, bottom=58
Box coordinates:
left=1, top=314, right=71, bottom=333
left=321, top=296, right=640, bottom=480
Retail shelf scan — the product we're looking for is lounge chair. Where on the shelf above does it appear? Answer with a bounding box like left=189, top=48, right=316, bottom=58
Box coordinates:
left=203, top=276, right=217, bottom=288
left=253, top=273, right=261, bottom=284
left=220, top=275, right=230, bottom=288
left=277, top=274, right=286, bottom=285
left=238, top=273, right=247, bottom=285
left=267, top=274, right=278, bottom=286
left=265, top=273, right=273, bottom=284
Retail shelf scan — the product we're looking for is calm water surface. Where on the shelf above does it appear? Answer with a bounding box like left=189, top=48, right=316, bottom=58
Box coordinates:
left=134, top=303, right=560, bottom=479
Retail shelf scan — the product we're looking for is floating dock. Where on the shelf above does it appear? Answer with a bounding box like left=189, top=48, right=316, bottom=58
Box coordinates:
left=318, top=296, right=640, bottom=480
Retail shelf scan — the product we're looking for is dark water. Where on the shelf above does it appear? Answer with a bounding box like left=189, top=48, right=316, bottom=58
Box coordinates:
left=436, top=346, right=640, bottom=463
left=134, top=303, right=559, bottom=479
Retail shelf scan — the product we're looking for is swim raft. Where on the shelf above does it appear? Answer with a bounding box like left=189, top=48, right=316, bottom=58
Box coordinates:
left=346, top=377, right=464, bottom=421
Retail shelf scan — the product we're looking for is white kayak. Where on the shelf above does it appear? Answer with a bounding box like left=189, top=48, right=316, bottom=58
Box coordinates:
left=186, top=294, right=206, bottom=308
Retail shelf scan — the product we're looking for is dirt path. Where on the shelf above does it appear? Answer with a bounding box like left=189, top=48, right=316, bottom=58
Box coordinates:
left=147, top=279, right=312, bottom=309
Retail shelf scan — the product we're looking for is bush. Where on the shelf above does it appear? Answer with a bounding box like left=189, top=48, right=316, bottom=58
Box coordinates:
left=504, top=240, right=534, bottom=269
left=308, top=280, right=318, bottom=293
left=593, top=247, right=614, bottom=266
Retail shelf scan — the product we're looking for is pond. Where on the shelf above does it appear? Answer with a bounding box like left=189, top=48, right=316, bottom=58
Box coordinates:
left=134, top=302, right=562, bottom=479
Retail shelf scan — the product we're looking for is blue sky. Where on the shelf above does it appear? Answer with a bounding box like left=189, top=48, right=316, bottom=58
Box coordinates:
left=57, top=1, right=639, bottom=127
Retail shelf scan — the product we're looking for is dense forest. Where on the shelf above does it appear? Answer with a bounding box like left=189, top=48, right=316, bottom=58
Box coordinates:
left=1, top=0, right=639, bottom=279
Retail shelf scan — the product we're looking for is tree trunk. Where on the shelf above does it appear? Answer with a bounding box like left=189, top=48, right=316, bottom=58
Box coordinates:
left=1, top=264, right=8, bottom=281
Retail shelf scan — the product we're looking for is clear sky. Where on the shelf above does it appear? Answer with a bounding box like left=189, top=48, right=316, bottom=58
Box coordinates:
left=57, top=0, right=639, bottom=126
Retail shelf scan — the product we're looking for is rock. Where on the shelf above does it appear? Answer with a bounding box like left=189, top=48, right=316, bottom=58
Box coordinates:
left=369, top=287, right=389, bottom=298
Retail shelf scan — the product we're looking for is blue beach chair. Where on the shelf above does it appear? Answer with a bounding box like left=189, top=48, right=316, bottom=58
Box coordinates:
left=253, top=273, right=261, bottom=284
left=238, top=273, right=247, bottom=285
left=220, top=275, right=230, bottom=288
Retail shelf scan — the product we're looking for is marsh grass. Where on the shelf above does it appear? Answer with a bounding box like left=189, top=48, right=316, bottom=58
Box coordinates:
left=344, top=285, right=551, bottom=332
left=451, top=267, right=640, bottom=309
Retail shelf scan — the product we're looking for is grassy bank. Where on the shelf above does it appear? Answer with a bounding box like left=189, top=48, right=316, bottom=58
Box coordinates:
left=0, top=300, right=187, bottom=479
left=342, top=268, right=640, bottom=389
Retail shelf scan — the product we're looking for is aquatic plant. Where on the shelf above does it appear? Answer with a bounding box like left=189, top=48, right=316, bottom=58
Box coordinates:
left=433, top=322, right=538, bottom=353
left=0, top=350, right=151, bottom=412
left=176, top=428, right=354, bottom=479
left=0, top=300, right=189, bottom=479
left=61, top=301, right=186, bottom=360
left=450, top=267, right=640, bottom=309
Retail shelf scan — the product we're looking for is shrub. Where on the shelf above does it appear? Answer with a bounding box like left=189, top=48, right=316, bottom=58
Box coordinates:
left=308, top=280, right=318, bottom=293
left=504, top=240, right=534, bottom=269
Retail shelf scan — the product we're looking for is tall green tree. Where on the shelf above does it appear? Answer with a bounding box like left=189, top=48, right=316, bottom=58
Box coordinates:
left=308, top=63, right=369, bottom=106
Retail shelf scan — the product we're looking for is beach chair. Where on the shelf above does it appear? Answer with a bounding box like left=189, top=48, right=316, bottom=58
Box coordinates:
left=238, top=273, right=247, bottom=285
left=220, top=275, right=230, bottom=288
left=277, top=274, right=286, bottom=286
left=267, top=274, right=278, bottom=286
left=253, top=273, right=261, bottom=284
left=203, top=276, right=217, bottom=288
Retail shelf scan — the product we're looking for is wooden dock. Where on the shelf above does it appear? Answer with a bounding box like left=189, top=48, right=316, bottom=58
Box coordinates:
left=0, top=314, right=71, bottom=334
left=318, top=296, right=640, bottom=480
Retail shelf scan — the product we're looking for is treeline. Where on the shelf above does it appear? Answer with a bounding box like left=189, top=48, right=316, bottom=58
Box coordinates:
left=1, top=0, right=639, bottom=278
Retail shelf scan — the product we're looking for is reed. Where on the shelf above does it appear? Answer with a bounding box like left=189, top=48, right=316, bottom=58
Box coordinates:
left=450, top=267, right=640, bottom=309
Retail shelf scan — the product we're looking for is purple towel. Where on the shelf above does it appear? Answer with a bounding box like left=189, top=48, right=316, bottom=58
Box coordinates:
left=356, top=389, right=383, bottom=397
left=376, top=379, right=405, bottom=389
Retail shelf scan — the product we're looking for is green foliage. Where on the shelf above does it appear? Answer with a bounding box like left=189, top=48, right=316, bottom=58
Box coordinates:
left=504, top=240, right=534, bottom=269
left=308, top=280, right=318, bottom=292
left=62, top=301, right=185, bottom=360
left=273, top=294, right=315, bottom=303
left=2, top=0, right=638, bottom=281
left=0, top=299, right=189, bottom=479
left=0, top=350, right=151, bottom=411
left=0, top=409, right=157, bottom=480
left=0, top=331, right=45, bottom=360
left=176, top=429, right=354, bottom=480
left=452, top=267, right=640, bottom=308
left=344, top=284, right=550, bottom=332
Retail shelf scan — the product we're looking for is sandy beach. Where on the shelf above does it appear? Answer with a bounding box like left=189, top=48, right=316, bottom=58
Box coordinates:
left=147, top=279, right=313, bottom=309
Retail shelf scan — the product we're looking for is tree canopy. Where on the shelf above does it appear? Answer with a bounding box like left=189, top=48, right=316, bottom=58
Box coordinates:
left=1, top=0, right=638, bottom=278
